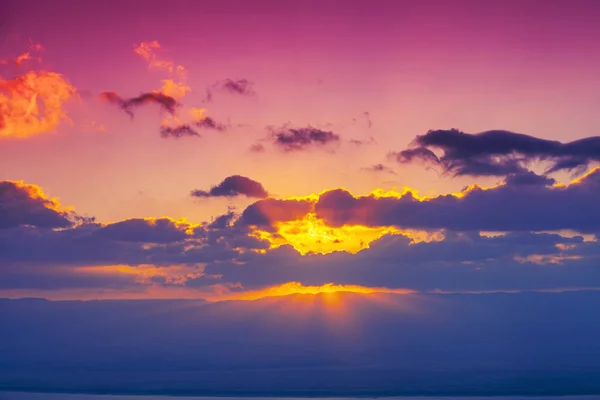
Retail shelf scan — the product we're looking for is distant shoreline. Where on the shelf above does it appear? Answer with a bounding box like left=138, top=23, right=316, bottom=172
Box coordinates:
left=3, top=389, right=600, bottom=398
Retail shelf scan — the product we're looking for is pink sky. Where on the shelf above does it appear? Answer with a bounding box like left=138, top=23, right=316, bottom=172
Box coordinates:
left=1, top=0, right=599, bottom=224
left=5, top=5, right=600, bottom=394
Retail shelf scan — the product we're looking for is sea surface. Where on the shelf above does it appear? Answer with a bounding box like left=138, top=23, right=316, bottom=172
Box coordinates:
left=2, top=395, right=600, bottom=400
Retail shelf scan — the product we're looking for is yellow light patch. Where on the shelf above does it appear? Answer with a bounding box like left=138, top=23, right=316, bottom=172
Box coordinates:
left=251, top=212, right=443, bottom=255
left=222, top=281, right=415, bottom=301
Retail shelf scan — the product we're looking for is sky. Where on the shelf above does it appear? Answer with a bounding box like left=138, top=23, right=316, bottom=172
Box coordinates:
left=2, top=0, right=600, bottom=301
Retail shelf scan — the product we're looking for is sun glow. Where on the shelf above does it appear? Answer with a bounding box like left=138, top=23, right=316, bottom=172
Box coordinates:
left=220, top=281, right=415, bottom=301
left=252, top=212, right=400, bottom=255
left=251, top=212, right=444, bottom=255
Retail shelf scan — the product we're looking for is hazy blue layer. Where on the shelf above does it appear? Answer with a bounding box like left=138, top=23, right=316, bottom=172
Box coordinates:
left=3, top=396, right=600, bottom=400
left=2, top=293, right=600, bottom=396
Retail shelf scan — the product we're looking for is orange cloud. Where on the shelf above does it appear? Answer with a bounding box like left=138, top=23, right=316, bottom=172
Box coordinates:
left=514, top=252, right=583, bottom=265
left=8, top=180, right=72, bottom=214
left=109, top=41, right=222, bottom=138
left=0, top=43, right=76, bottom=139
left=160, top=78, right=190, bottom=99
left=132, top=41, right=224, bottom=136
left=84, top=120, right=106, bottom=132
left=0, top=71, right=76, bottom=138
left=79, top=264, right=207, bottom=286
left=134, top=41, right=180, bottom=74
left=15, top=52, right=33, bottom=66
left=1, top=41, right=44, bottom=68
left=134, top=41, right=189, bottom=99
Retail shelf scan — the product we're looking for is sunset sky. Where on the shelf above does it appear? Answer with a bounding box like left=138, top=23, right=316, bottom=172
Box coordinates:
left=2, top=0, right=600, bottom=301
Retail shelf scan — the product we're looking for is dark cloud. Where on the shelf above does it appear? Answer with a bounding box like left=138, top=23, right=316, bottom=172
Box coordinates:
left=314, top=167, right=600, bottom=232
left=393, top=128, right=600, bottom=177
left=5, top=173, right=600, bottom=296
left=219, top=78, right=255, bottom=96
left=160, top=124, right=200, bottom=138
left=505, top=170, right=556, bottom=186
left=0, top=260, right=140, bottom=290
left=0, top=224, right=144, bottom=271
left=0, top=214, right=268, bottom=290
left=0, top=181, right=74, bottom=229
left=99, top=90, right=178, bottom=117
left=195, top=116, right=227, bottom=131
left=238, top=198, right=313, bottom=228
left=4, top=176, right=600, bottom=295
left=352, top=112, right=372, bottom=129
left=91, top=218, right=191, bottom=244
left=0, top=180, right=270, bottom=291
left=3, top=214, right=600, bottom=294
left=364, top=111, right=372, bottom=128
left=204, top=88, right=213, bottom=103
left=204, top=78, right=255, bottom=102
left=269, top=126, right=340, bottom=152
left=391, top=147, right=446, bottom=167
left=205, top=231, right=598, bottom=292
left=99, top=91, right=219, bottom=139
left=230, top=167, right=600, bottom=233
left=349, top=136, right=376, bottom=146
left=158, top=117, right=227, bottom=138
left=195, top=215, right=268, bottom=253
left=249, top=143, right=265, bottom=153
left=191, top=175, right=270, bottom=199
left=361, top=164, right=397, bottom=174
left=208, top=207, right=237, bottom=229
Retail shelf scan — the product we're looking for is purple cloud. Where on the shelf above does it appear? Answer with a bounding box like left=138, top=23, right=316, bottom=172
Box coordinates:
left=269, top=126, right=340, bottom=152
left=100, top=91, right=179, bottom=117
left=393, top=129, right=600, bottom=177
left=0, top=181, right=75, bottom=229
left=195, top=116, right=227, bottom=132
left=160, top=124, right=200, bottom=138
left=191, top=175, right=270, bottom=199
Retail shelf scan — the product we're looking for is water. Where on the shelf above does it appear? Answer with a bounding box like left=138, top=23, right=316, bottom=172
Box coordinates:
left=2, top=395, right=600, bottom=400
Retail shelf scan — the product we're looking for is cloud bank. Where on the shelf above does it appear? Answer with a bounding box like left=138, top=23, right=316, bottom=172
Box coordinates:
left=2, top=175, right=600, bottom=296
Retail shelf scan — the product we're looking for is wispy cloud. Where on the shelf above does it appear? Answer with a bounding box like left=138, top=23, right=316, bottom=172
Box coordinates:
left=99, top=91, right=178, bottom=117
left=195, top=116, right=227, bottom=132
left=361, top=164, right=397, bottom=175
left=101, top=41, right=227, bottom=138
left=160, top=124, right=200, bottom=138
left=219, top=78, right=255, bottom=96
left=268, top=125, right=340, bottom=152
left=204, top=78, right=256, bottom=102
left=249, top=143, right=265, bottom=153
